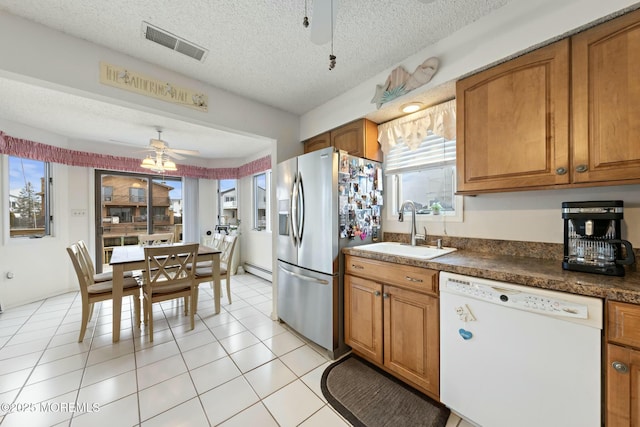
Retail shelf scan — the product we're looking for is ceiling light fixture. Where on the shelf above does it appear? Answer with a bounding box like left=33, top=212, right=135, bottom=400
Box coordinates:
left=401, top=102, right=424, bottom=113
left=140, top=152, right=177, bottom=173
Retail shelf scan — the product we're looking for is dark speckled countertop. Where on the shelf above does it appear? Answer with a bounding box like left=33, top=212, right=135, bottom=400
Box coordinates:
left=343, top=234, right=640, bottom=304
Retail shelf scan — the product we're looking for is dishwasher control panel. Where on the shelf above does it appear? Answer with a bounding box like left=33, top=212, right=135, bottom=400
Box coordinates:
left=444, top=277, right=589, bottom=319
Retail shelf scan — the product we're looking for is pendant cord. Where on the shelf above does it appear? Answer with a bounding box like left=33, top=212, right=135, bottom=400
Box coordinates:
left=329, top=0, right=336, bottom=70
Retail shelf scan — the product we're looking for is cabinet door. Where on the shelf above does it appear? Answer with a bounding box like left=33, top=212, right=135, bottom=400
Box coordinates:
left=344, top=274, right=383, bottom=363
left=607, top=343, right=640, bottom=426
left=332, top=120, right=364, bottom=157
left=383, top=285, right=439, bottom=395
left=456, top=39, right=570, bottom=193
left=572, top=9, right=640, bottom=184
left=303, top=132, right=331, bottom=154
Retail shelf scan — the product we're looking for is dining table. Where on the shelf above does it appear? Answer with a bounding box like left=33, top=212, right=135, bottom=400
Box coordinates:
left=109, top=243, right=221, bottom=343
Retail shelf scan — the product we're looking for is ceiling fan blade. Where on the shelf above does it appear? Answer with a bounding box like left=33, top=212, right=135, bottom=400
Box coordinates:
left=165, top=150, right=186, bottom=160
left=170, top=148, right=200, bottom=156
left=310, top=0, right=339, bottom=45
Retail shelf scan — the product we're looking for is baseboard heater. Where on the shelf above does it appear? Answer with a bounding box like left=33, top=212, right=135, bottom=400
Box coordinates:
left=243, top=263, right=272, bottom=282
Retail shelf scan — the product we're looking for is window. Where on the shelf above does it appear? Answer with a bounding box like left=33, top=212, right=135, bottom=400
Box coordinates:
left=102, top=186, right=113, bottom=202
left=108, top=207, right=132, bottom=223
left=385, top=131, right=462, bottom=220
left=8, top=156, right=52, bottom=238
left=253, top=171, right=271, bottom=231
left=218, top=179, right=238, bottom=225
left=129, top=187, right=145, bottom=203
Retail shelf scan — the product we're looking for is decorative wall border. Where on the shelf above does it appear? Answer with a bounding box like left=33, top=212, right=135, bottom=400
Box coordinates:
left=0, top=131, right=270, bottom=180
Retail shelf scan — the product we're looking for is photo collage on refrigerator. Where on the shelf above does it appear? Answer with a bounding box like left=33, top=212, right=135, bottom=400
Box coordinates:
left=338, top=152, right=383, bottom=241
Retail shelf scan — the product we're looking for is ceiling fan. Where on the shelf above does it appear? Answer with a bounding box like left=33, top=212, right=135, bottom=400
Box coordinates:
left=144, top=129, right=199, bottom=161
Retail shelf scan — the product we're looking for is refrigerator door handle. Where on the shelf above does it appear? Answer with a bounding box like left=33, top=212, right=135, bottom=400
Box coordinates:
left=290, top=173, right=299, bottom=246
left=297, top=171, right=305, bottom=245
left=278, top=264, right=329, bottom=285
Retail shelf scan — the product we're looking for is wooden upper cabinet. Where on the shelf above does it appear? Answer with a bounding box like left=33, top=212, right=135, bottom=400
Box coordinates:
left=571, top=9, right=640, bottom=184
left=331, top=119, right=382, bottom=162
left=303, top=119, right=383, bottom=161
left=456, top=39, right=570, bottom=193
left=303, top=132, right=331, bottom=154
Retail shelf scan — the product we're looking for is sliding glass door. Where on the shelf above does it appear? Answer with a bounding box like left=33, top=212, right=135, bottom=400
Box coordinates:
left=95, top=170, right=183, bottom=272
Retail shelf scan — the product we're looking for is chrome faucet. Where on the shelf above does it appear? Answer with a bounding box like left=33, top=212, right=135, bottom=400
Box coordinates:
left=398, top=200, right=426, bottom=246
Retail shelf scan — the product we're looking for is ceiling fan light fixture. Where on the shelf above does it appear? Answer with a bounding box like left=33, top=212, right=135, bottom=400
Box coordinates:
left=163, top=159, right=177, bottom=171
left=141, top=156, right=156, bottom=168
left=401, top=102, right=424, bottom=113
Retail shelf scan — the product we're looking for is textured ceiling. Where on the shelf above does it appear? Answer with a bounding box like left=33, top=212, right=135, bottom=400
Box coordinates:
left=0, top=0, right=512, bottom=161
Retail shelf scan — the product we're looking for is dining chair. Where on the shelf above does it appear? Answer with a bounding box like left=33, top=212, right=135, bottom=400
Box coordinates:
left=138, top=232, right=174, bottom=246
left=141, top=243, right=198, bottom=342
left=201, top=232, right=224, bottom=249
left=67, top=243, right=141, bottom=342
left=192, top=234, right=237, bottom=307
left=77, top=240, right=134, bottom=283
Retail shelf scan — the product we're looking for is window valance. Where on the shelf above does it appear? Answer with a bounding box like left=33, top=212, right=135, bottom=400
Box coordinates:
left=377, top=99, right=456, bottom=154
left=0, top=131, right=270, bottom=179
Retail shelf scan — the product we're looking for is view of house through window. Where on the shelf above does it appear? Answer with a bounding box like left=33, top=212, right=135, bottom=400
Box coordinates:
left=253, top=171, right=271, bottom=231
left=8, top=156, right=52, bottom=238
left=218, top=179, right=238, bottom=230
left=97, top=171, right=182, bottom=268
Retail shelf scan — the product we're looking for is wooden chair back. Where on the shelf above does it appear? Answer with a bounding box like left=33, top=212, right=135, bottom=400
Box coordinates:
left=76, top=240, right=96, bottom=277
left=142, top=243, right=198, bottom=292
left=202, top=232, right=224, bottom=249
left=141, top=243, right=199, bottom=341
left=138, top=232, right=174, bottom=246
left=219, top=234, right=237, bottom=267
left=67, top=243, right=92, bottom=300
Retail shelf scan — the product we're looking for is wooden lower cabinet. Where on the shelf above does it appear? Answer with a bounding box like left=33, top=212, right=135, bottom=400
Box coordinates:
left=344, top=275, right=383, bottom=362
left=344, top=256, right=440, bottom=399
left=607, top=300, right=640, bottom=426
left=383, top=285, right=439, bottom=393
left=606, top=343, right=640, bottom=426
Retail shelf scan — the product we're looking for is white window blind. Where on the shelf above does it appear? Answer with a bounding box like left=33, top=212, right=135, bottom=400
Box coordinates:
left=385, top=131, right=456, bottom=174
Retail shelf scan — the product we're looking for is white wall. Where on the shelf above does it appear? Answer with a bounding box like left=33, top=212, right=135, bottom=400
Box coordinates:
left=384, top=185, right=640, bottom=247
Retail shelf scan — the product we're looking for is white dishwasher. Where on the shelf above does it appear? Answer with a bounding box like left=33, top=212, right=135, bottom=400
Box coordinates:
left=439, top=272, right=603, bottom=427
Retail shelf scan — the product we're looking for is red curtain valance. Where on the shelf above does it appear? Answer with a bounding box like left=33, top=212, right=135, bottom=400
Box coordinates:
left=0, top=131, right=271, bottom=179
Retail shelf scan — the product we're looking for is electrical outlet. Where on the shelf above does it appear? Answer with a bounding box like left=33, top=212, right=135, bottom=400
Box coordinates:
left=71, top=209, right=87, bottom=217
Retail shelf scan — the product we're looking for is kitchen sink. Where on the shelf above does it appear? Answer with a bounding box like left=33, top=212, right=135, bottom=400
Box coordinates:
left=355, top=242, right=457, bottom=260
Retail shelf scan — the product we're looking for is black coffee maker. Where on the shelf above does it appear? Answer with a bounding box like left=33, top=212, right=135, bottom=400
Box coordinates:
left=562, top=200, right=635, bottom=276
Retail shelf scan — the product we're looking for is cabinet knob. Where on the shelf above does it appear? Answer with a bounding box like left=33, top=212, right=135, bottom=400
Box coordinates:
left=374, top=291, right=381, bottom=297
left=383, top=293, right=390, bottom=299
left=555, top=167, right=567, bottom=175
left=405, top=276, right=423, bottom=283
left=575, top=164, right=588, bottom=173
left=351, top=264, right=364, bottom=270
left=612, top=361, right=629, bottom=374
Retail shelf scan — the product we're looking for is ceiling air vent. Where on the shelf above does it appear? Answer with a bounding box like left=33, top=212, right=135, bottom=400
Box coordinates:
left=142, top=22, right=208, bottom=62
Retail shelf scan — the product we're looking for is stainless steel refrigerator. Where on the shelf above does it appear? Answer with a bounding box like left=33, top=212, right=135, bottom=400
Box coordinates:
left=277, top=147, right=383, bottom=358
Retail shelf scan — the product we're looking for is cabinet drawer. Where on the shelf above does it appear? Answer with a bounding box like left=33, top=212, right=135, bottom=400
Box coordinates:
left=608, top=301, right=640, bottom=348
left=345, top=255, right=438, bottom=295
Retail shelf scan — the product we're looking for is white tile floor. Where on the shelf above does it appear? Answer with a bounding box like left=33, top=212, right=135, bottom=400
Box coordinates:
left=0, top=273, right=471, bottom=427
